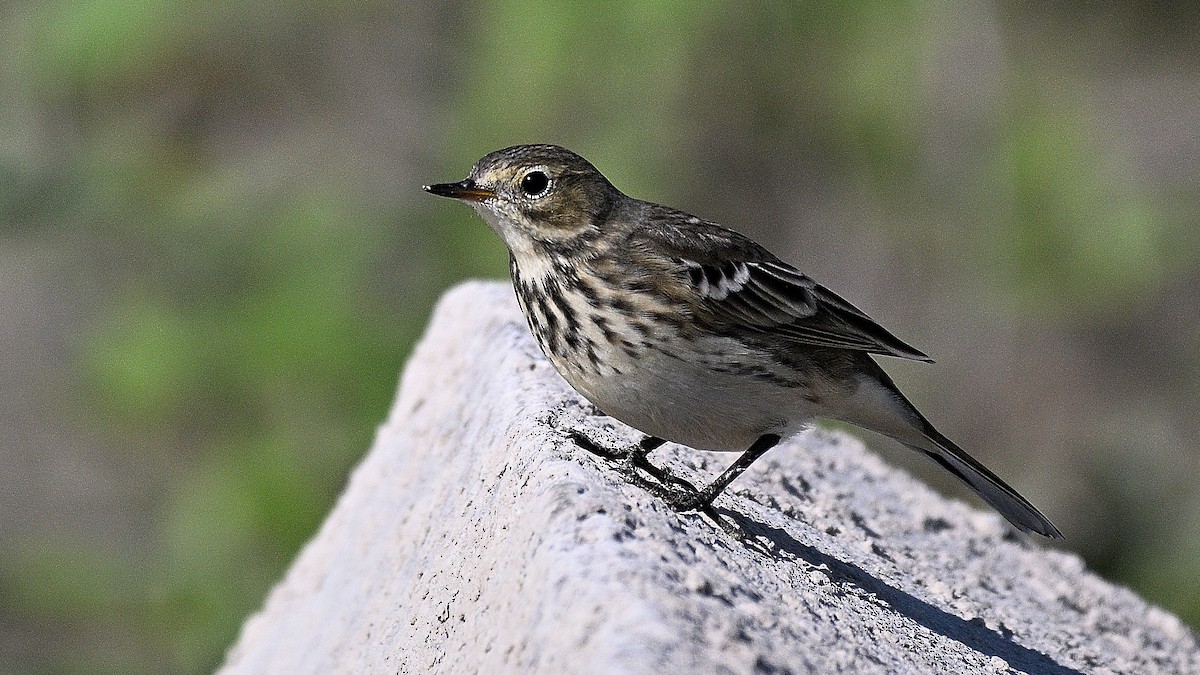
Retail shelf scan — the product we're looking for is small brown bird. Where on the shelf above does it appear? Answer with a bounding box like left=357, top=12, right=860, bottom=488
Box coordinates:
left=425, top=144, right=1062, bottom=539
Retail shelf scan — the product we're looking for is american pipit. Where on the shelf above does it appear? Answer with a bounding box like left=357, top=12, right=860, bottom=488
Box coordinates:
left=425, top=144, right=1061, bottom=539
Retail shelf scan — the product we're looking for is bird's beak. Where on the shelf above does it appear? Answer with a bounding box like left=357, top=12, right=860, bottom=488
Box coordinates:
left=422, top=179, right=496, bottom=203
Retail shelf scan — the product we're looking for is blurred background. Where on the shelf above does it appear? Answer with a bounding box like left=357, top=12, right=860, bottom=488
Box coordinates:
left=1, top=0, right=1197, bottom=672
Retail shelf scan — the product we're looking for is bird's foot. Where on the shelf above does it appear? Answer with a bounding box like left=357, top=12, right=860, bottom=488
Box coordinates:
left=567, top=430, right=697, bottom=493
left=567, top=429, right=627, bottom=460
left=567, top=429, right=742, bottom=537
left=662, top=488, right=714, bottom=513
left=660, top=485, right=744, bottom=538
left=623, top=476, right=740, bottom=537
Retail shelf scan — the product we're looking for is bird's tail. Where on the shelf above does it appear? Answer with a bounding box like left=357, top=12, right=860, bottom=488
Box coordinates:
left=837, top=366, right=1062, bottom=538
left=901, top=426, right=1063, bottom=539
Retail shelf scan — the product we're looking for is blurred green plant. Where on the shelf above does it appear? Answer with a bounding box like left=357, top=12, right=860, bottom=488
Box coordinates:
left=999, top=85, right=1172, bottom=315
left=2, top=1, right=448, bottom=670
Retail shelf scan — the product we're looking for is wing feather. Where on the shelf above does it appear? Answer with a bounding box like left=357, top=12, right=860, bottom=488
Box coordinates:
left=639, top=212, right=931, bottom=361
left=702, top=260, right=932, bottom=361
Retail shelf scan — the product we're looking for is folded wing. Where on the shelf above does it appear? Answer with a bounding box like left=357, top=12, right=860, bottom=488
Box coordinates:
left=641, top=214, right=932, bottom=361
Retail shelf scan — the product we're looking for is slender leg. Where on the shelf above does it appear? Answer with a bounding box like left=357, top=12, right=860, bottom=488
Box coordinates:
left=567, top=429, right=625, bottom=459
left=569, top=431, right=699, bottom=495
left=568, top=430, right=663, bottom=461
left=667, top=434, right=781, bottom=511
left=626, top=436, right=700, bottom=490
left=569, top=430, right=780, bottom=517
left=634, top=435, right=666, bottom=457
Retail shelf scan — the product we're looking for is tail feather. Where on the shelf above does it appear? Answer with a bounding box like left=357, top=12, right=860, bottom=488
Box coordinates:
left=904, top=428, right=1063, bottom=539
left=837, top=363, right=1062, bottom=538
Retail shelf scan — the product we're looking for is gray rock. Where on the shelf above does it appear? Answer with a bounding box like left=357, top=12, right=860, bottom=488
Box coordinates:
left=221, top=281, right=1199, bottom=675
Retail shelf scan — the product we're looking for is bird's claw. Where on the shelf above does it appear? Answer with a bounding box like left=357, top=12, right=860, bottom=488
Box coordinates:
left=567, top=429, right=743, bottom=538
left=567, top=429, right=627, bottom=460
left=569, top=431, right=701, bottom=500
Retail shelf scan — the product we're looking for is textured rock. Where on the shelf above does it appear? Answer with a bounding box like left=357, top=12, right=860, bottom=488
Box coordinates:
left=221, top=281, right=1199, bottom=675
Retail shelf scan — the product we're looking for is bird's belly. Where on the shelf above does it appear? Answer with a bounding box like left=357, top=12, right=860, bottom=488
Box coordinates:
left=509, top=272, right=823, bottom=450
left=552, top=339, right=820, bottom=452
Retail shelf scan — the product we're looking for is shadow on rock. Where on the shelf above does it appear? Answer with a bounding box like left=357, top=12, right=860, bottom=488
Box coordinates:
left=729, top=511, right=1083, bottom=675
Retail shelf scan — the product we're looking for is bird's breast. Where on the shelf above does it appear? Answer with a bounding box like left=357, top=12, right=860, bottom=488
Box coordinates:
left=510, top=263, right=821, bottom=450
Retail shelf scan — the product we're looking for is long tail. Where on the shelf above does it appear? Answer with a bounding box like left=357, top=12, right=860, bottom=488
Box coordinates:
left=839, top=364, right=1063, bottom=538
left=902, top=427, right=1062, bottom=539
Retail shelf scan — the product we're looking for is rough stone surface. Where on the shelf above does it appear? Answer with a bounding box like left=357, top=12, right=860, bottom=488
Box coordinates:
left=221, top=281, right=1199, bottom=675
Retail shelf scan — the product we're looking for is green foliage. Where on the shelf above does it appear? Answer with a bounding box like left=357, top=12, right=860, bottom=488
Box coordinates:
left=998, top=86, right=1171, bottom=315
left=75, top=188, right=413, bottom=670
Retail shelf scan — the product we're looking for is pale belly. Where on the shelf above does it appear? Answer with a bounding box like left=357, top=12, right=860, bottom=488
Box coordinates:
left=508, top=260, right=829, bottom=450
left=551, top=337, right=824, bottom=452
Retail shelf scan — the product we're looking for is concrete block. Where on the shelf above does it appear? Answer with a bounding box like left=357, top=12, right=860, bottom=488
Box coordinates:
left=221, top=281, right=1199, bottom=674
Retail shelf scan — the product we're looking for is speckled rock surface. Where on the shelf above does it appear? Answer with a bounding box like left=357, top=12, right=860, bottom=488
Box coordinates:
left=221, top=281, right=1199, bottom=675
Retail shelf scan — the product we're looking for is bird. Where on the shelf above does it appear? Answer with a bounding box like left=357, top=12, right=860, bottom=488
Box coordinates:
left=423, top=143, right=1062, bottom=539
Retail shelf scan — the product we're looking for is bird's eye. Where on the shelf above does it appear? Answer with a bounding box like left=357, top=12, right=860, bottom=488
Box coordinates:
left=519, top=170, right=551, bottom=198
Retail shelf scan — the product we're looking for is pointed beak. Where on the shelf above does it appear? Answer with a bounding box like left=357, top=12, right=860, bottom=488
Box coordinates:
left=422, top=179, right=496, bottom=203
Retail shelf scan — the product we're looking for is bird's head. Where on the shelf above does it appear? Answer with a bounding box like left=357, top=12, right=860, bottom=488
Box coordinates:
left=424, top=144, right=618, bottom=255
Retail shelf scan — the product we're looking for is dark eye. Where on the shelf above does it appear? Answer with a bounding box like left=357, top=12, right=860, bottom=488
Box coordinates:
left=519, top=170, right=551, bottom=197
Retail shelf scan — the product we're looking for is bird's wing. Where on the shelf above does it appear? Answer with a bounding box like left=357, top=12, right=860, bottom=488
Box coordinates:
left=639, top=213, right=932, bottom=361
left=682, top=258, right=932, bottom=361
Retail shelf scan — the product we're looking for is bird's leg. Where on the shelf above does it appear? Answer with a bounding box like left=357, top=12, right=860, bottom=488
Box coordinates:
left=569, top=431, right=699, bottom=492
left=631, top=435, right=666, bottom=459
left=568, top=429, right=749, bottom=537
left=566, top=428, right=626, bottom=460
left=569, top=428, right=772, bottom=531
left=666, top=434, right=781, bottom=512
left=567, top=429, right=658, bottom=461
left=626, top=436, right=720, bottom=493
left=625, top=436, right=674, bottom=481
